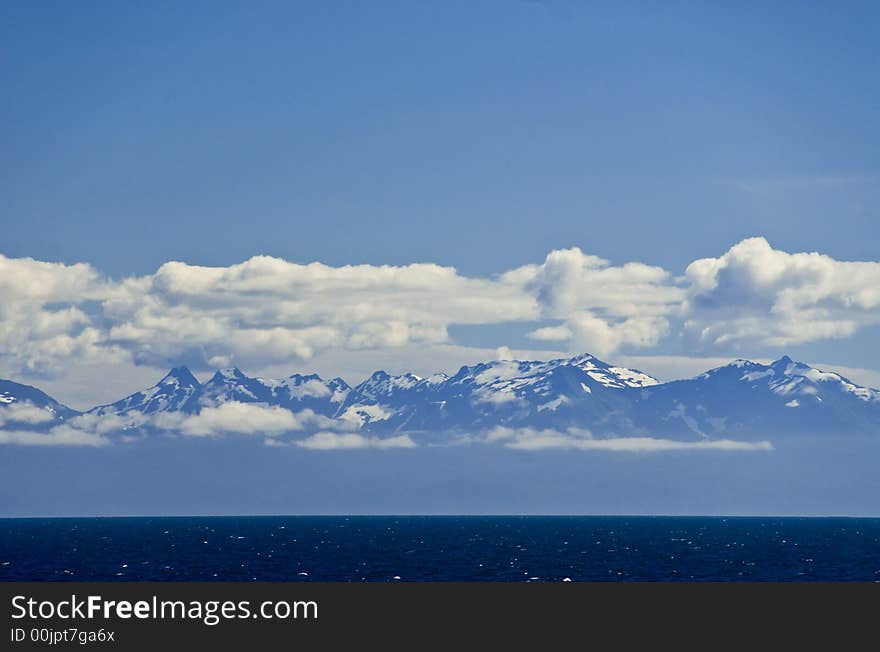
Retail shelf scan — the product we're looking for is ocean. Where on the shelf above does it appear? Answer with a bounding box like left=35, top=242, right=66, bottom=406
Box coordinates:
left=1, top=516, right=878, bottom=582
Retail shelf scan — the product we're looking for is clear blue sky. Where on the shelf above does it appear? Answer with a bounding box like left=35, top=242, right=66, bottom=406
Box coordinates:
left=2, top=1, right=878, bottom=276
left=2, top=1, right=879, bottom=389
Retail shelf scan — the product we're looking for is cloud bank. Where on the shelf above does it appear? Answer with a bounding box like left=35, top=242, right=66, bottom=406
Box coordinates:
left=486, top=427, right=774, bottom=452
left=0, top=401, right=361, bottom=446
left=294, top=432, right=417, bottom=450
left=2, top=238, right=878, bottom=385
left=0, top=407, right=772, bottom=453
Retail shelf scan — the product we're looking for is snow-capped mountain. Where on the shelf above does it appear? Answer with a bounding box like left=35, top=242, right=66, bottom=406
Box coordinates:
left=90, top=366, right=201, bottom=416
left=89, top=366, right=351, bottom=419
left=0, top=378, right=80, bottom=428
left=627, top=356, right=880, bottom=439
left=197, top=368, right=276, bottom=409
left=3, top=354, right=879, bottom=441
left=259, top=373, right=350, bottom=416
left=335, top=354, right=661, bottom=435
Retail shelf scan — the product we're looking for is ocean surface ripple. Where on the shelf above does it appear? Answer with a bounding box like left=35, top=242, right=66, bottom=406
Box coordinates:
left=1, top=516, right=878, bottom=582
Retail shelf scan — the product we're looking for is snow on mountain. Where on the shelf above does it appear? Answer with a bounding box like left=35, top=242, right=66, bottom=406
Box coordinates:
left=90, top=365, right=352, bottom=423
left=197, top=368, right=274, bottom=408
left=89, top=366, right=202, bottom=416
left=335, top=371, right=423, bottom=427
left=0, top=379, right=80, bottom=427
left=336, top=354, right=661, bottom=436
left=628, top=356, right=880, bottom=439
left=259, top=373, right=350, bottom=416
left=568, top=353, right=659, bottom=388
left=5, top=353, right=879, bottom=442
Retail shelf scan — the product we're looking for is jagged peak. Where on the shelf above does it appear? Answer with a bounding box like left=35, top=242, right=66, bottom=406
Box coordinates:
left=770, top=355, right=813, bottom=373
left=287, top=372, right=323, bottom=383
left=160, top=366, right=200, bottom=387
left=701, top=358, right=762, bottom=375
left=567, top=352, right=601, bottom=365
left=210, top=367, right=247, bottom=382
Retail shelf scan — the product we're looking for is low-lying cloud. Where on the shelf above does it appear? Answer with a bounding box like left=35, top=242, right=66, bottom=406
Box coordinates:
left=294, top=432, right=417, bottom=450
left=0, top=402, right=56, bottom=427
left=486, top=426, right=774, bottom=452
left=0, top=426, right=107, bottom=447
left=153, top=402, right=301, bottom=437
left=0, top=411, right=774, bottom=453
left=0, top=401, right=360, bottom=446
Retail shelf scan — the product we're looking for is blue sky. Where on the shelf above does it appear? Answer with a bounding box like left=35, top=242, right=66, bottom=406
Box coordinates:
left=2, top=1, right=879, bottom=407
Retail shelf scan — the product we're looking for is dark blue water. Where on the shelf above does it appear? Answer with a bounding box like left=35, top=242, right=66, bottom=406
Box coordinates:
left=1, top=516, right=878, bottom=581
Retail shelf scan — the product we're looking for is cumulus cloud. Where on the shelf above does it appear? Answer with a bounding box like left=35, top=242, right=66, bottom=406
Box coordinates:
left=0, top=254, right=126, bottom=378
left=495, top=346, right=514, bottom=361
left=100, top=257, right=536, bottom=370
left=1, top=239, right=878, bottom=390
left=683, top=237, right=880, bottom=349
left=294, top=432, right=417, bottom=450
left=530, top=312, right=670, bottom=358
left=486, top=426, right=773, bottom=452
left=515, top=247, right=683, bottom=357
left=0, top=248, right=674, bottom=378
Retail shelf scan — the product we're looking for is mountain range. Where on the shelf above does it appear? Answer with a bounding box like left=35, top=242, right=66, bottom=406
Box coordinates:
left=1, top=353, right=879, bottom=442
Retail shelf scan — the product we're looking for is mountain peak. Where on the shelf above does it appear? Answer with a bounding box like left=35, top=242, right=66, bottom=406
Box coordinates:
left=11, top=351, right=880, bottom=438
left=770, top=356, right=810, bottom=374
left=160, top=366, right=200, bottom=387
left=288, top=372, right=322, bottom=382
left=211, top=367, right=246, bottom=382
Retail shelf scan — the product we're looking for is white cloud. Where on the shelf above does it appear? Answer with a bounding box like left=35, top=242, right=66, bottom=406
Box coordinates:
left=100, top=256, right=537, bottom=370
left=0, top=248, right=675, bottom=383
left=516, top=247, right=683, bottom=357
left=0, top=400, right=363, bottom=445
left=295, top=432, right=417, bottom=450
left=532, top=312, right=670, bottom=358
left=486, top=426, right=773, bottom=452
left=517, top=247, right=682, bottom=319
left=0, top=408, right=140, bottom=447
left=495, top=346, right=514, bottom=361
left=0, top=425, right=107, bottom=447
left=0, top=402, right=55, bottom=426
left=153, top=402, right=303, bottom=437
left=146, top=402, right=357, bottom=438
left=66, top=411, right=150, bottom=435
left=1, top=240, right=879, bottom=401
left=0, top=254, right=126, bottom=378
left=684, top=237, right=880, bottom=349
